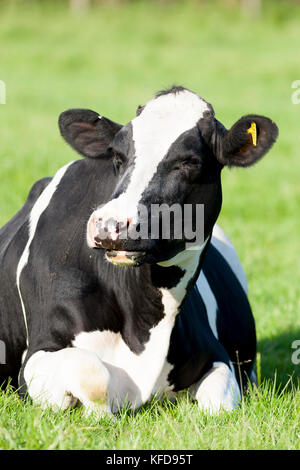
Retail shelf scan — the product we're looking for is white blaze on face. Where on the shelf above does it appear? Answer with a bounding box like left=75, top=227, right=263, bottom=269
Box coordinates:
left=92, top=90, right=209, bottom=224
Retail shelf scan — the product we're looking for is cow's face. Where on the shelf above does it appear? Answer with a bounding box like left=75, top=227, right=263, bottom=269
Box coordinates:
left=59, top=87, right=278, bottom=266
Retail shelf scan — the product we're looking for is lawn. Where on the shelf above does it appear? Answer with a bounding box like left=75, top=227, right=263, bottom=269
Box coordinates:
left=0, top=0, right=299, bottom=450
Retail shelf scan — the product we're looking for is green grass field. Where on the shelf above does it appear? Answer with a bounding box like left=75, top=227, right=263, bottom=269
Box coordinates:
left=0, top=0, right=299, bottom=450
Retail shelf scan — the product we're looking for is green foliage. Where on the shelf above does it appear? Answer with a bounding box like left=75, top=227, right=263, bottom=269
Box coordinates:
left=0, top=0, right=299, bottom=449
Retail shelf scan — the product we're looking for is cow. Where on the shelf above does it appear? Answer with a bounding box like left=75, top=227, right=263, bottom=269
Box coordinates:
left=0, top=86, right=278, bottom=417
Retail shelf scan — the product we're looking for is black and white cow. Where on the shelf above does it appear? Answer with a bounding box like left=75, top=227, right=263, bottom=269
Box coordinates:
left=0, top=86, right=278, bottom=417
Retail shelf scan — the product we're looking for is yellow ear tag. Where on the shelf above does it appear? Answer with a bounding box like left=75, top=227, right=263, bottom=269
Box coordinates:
left=247, top=122, right=257, bottom=146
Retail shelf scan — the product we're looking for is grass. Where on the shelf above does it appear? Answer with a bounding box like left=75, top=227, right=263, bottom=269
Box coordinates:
left=0, top=0, right=299, bottom=450
left=0, top=381, right=299, bottom=450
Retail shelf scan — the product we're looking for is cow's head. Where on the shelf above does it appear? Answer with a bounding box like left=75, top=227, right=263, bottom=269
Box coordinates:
left=59, top=86, right=278, bottom=266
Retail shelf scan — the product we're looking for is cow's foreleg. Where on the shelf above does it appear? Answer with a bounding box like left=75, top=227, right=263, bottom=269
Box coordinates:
left=23, top=348, right=112, bottom=418
left=189, top=361, right=241, bottom=414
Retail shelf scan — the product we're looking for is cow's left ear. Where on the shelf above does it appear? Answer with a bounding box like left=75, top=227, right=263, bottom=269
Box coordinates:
left=59, top=109, right=122, bottom=158
left=216, top=114, right=278, bottom=167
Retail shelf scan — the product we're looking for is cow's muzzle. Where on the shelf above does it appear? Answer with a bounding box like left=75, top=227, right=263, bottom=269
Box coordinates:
left=87, top=212, right=146, bottom=266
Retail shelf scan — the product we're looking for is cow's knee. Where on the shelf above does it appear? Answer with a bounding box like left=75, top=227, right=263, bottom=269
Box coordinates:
left=24, top=348, right=112, bottom=418
left=189, top=361, right=241, bottom=415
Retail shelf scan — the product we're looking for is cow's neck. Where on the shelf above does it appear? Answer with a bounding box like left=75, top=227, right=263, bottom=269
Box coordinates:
left=155, top=237, right=210, bottom=318
left=121, top=237, right=210, bottom=350
left=118, top=238, right=210, bottom=353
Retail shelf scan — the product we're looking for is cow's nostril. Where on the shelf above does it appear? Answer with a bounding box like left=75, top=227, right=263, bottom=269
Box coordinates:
left=94, top=236, right=103, bottom=246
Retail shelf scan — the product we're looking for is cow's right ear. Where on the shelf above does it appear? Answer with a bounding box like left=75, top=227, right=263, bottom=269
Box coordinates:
left=59, top=109, right=122, bottom=158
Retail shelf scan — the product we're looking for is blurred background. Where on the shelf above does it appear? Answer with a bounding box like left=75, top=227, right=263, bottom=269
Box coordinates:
left=0, top=0, right=299, bottom=385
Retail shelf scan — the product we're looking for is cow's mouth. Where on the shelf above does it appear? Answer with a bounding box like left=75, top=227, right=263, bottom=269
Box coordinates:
left=105, top=250, right=146, bottom=267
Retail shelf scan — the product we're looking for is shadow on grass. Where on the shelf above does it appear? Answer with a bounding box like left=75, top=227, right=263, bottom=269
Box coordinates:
left=257, top=328, right=300, bottom=388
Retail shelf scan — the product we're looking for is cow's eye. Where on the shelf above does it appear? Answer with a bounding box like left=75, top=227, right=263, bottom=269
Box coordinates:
left=180, top=157, right=201, bottom=169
